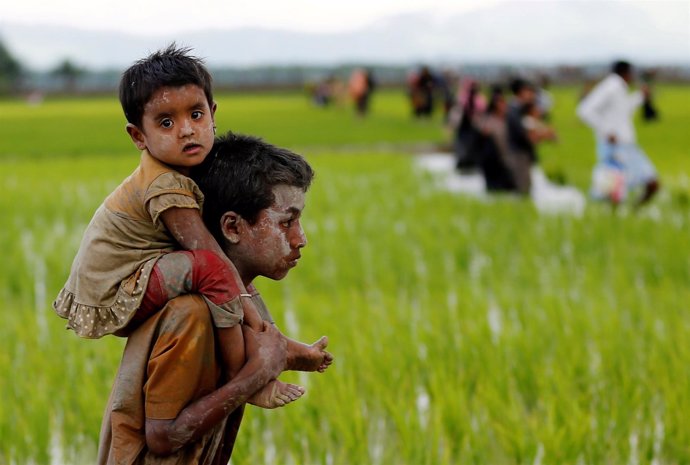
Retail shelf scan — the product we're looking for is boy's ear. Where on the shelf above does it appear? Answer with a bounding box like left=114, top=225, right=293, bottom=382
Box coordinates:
left=220, top=211, right=242, bottom=244
left=126, top=123, right=147, bottom=150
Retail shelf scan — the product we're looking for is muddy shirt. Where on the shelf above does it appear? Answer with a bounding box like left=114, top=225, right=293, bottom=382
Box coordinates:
left=97, top=291, right=273, bottom=465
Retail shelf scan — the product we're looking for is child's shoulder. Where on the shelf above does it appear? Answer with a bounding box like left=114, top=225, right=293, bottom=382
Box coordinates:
left=140, top=150, right=178, bottom=183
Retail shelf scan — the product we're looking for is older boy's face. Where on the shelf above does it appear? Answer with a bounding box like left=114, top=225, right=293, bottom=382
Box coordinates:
left=238, top=184, right=308, bottom=282
left=128, top=84, right=215, bottom=174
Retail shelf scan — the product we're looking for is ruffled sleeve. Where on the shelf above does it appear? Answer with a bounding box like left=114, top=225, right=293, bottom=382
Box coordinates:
left=145, top=171, right=205, bottom=227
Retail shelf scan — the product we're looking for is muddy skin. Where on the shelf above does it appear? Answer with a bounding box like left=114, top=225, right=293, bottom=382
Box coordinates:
left=129, top=84, right=216, bottom=175
left=146, top=323, right=288, bottom=455
left=144, top=186, right=333, bottom=456
left=248, top=380, right=305, bottom=408
left=287, top=336, right=333, bottom=372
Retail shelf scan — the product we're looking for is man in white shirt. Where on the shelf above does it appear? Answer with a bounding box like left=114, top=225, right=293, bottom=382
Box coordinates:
left=577, top=60, right=659, bottom=206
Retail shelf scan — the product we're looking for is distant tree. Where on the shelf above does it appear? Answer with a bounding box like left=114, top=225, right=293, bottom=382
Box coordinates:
left=51, top=59, right=84, bottom=93
left=0, top=39, right=22, bottom=94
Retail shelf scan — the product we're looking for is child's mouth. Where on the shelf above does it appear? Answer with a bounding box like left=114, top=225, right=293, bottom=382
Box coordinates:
left=183, top=143, right=202, bottom=154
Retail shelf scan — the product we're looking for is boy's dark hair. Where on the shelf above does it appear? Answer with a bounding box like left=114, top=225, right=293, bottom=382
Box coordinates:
left=119, top=43, right=213, bottom=128
left=192, top=132, right=314, bottom=241
left=612, top=60, right=633, bottom=77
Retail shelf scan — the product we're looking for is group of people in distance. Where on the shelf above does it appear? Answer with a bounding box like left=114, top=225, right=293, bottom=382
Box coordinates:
left=53, top=45, right=333, bottom=463
left=309, top=68, right=376, bottom=118
left=407, top=65, right=455, bottom=120
left=310, top=60, right=660, bottom=209
left=444, top=60, right=659, bottom=207
left=447, top=76, right=557, bottom=195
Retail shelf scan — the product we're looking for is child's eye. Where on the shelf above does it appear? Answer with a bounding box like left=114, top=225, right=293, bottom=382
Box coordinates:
left=160, top=118, right=173, bottom=128
left=191, top=110, right=203, bottom=120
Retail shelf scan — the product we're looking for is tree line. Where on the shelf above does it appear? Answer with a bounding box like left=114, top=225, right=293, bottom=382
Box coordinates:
left=2, top=36, right=689, bottom=97
left=0, top=38, right=84, bottom=95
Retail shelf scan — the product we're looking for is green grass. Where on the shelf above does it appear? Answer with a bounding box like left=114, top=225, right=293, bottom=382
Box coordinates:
left=1, top=86, right=689, bottom=464
left=0, top=89, right=446, bottom=160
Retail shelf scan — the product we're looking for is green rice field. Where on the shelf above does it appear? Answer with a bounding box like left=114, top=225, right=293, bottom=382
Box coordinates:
left=1, top=86, right=689, bottom=464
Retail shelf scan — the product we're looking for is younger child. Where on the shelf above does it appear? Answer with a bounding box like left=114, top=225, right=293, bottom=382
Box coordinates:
left=53, top=44, right=331, bottom=408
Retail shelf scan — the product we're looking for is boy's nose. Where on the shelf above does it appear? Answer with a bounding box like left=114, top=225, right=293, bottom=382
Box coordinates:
left=291, top=227, right=307, bottom=249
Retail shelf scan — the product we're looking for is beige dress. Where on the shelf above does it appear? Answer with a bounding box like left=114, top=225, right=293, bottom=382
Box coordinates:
left=53, top=150, right=204, bottom=338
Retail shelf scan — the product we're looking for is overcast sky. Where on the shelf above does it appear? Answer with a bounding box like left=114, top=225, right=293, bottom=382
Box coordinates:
left=2, top=0, right=687, bottom=36
left=1, top=0, right=688, bottom=69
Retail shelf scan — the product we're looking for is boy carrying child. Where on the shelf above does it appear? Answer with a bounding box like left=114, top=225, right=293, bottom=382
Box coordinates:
left=51, top=45, right=331, bottom=463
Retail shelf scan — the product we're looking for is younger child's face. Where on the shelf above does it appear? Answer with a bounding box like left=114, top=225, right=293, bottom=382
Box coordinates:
left=127, top=84, right=215, bottom=174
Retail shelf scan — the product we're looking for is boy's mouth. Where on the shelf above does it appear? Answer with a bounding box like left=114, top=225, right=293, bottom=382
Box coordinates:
left=287, top=254, right=301, bottom=267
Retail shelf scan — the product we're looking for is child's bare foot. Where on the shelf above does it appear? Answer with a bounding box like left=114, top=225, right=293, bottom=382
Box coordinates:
left=248, top=380, right=304, bottom=409
left=287, top=336, right=334, bottom=372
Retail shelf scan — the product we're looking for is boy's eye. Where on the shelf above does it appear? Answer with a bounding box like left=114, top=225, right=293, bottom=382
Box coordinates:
left=191, top=110, right=203, bottom=120
left=160, top=118, right=173, bottom=128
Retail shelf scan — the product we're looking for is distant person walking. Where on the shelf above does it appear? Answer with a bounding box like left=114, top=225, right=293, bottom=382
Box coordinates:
left=577, top=60, right=659, bottom=207
left=409, top=66, right=435, bottom=118
left=452, top=78, right=486, bottom=170
left=349, top=68, right=375, bottom=117
left=640, top=69, right=659, bottom=122
left=505, top=78, right=538, bottom=194
left=474, top=87, right=517, bottom=192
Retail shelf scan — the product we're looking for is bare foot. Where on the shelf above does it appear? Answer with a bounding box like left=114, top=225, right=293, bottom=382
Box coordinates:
left=248, top=380, right=305, bottom=409
left=288, top=336, right=334, bottom=372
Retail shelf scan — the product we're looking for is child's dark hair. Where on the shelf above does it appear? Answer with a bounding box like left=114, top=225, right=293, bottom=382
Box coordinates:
left=119, top=43, right=213, bottom=128
left=192, top=132, right=314, bottom=241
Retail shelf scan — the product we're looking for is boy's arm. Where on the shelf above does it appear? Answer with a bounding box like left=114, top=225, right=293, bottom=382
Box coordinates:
left=159, top=207, right=262, bottom=327
left=251, top=292, right=333, bottom=373
left=145, top=323, right=287, bottom=456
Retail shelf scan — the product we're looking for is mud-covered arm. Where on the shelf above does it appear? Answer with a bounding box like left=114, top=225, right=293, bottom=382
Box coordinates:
left=145, top=323, right=286, bottom=456
left=160, top=206, right=232, bottom=266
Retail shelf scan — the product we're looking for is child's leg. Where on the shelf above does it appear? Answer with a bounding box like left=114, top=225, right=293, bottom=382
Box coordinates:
left=138, top=250, right=304, bottom=408
left=139, top=250, right=245, bottom=329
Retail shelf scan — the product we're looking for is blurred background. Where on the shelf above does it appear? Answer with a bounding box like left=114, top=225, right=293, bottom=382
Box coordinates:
left=1, top=0, right=689, bottom=94
left=1, top=1, right=690, bottom=464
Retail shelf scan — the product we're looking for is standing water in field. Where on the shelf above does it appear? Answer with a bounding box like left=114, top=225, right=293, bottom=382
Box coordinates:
left=416, top=153, right=585, bottom=216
